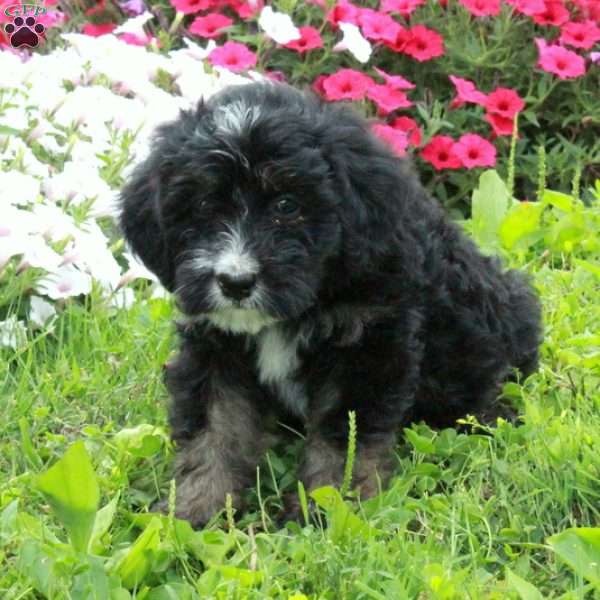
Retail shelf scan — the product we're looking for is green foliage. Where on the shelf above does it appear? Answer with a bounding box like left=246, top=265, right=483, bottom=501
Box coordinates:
left=1, top=172, right=600, bottom=597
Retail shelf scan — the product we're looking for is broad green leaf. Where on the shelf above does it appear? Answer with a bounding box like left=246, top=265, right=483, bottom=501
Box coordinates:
left=547, top=528, right=600, bottom=585
left=90, top=494, right=120, bottom=553
left=0, top=499, right=19, bottom=541
left=187, top=529, right=236, bottom=566
left=506, top=569, right=544, bottom=600
left=543, top=189, right=575, bottom=212
left=218, top=565, right=264, bottom=587
left=546, top=213, right=586, bottom=252
left=500, top=202, right=544, bottom=250
left=70, top=556, right=112, bottom=600
left=574, top=260, right=600, bottom=280
left=404, top=428, right=436, bottom=454
left=146, top=583, right=199, bottom=600
left=113, top=517, right=162, bottom=589
left=37, top=441, right=100, bottom=553
left=471, top=170, right=511, bottom=253
left=310, top=486, right=376, bottom=543
left=114, top=424, right=167, bottom=458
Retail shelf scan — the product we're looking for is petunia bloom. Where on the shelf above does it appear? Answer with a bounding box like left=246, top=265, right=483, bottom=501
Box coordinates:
left=189, top=13, right=233, bottom=39
left=322, top=69, right=374, bottom=101
left=358, top=9, right=402, bottom=44
left=258, top=6, right=300, bottom=45
left=169, top=0, right=213, bottom=14
left=374, top=67, right=415, bottom=90
left=448, top=75, right=487, bottom=108
left=421, top=136, right=462, bottom=170
left=371, top=124, right=409, bottom=156
left=208, top=41, right=257, bottom=72
left=327, top=0, right=361, bottom=27
left=402, top=25, right=445, bottom=61
left=535, top=38, right=586, bottom=79
left=367, top=84, right=413, bottom=114
left=453, top=133, right=497, bottom=169
left=531, top=0, right=570, bottom=26
left=82, top=23, right=118, bottom=36
left=484, top=87, right=525, bottom=119
left=283, top=26, right=323, bottom=53
left=390, top=116, right=422, bottom=146
left=333, top=22, right=372, bottom=63
left=485, top=113, right=516, bottom=137
left=559, top=20, right=600, bottom=50
left=458, top=0, right=501, bottom=16
left=380, top=0, right=425, bottom=17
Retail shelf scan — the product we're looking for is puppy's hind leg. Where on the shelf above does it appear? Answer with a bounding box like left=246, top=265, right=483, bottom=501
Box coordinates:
left=172, top=390, right=271, bottom=528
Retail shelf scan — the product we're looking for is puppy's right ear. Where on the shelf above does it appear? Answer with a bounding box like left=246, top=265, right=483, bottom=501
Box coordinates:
left=119, top=157, right=175, bottom=291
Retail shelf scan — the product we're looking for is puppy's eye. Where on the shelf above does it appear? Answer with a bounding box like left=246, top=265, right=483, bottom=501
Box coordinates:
left=274, top=196, right=301, bottom=219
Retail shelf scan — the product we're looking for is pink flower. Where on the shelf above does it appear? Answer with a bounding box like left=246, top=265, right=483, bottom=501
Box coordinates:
left=322, top=69, right=374, bottom=101
left=531, top=0, right=570, bottom=26
left=484, top=87, right=525, bottom=119
left=421, top=136, right=462, bottom=170
left=208, top=41, right=257, bottom=72
left=390, top=116, right=422, bottom=146
left=454, top=134, right=496, bottom=169
left=119, top=32, right=157, bottom=46
left=358, top=9, right=402, bottom=43
left=372, top=124, right=409, bottom=156
left=380, top=0, right=425, bottom=17
left=591, top=51, right=600, bottom=62
left=535, top=38, right=586, bottom=79
left=367, top=84, right=413, bottom=114
left=189, top=13, right=233, bottom=38
left=374, top=67, right=415, bottom=90
left=559, top=20, right=600, bottom=50
left=485, top=113, right=516, bottom=137
left=228, top=0, right=264, bottom=19
left=170, top=0, right=213, bottom=15
left=508, top=0, right=546, bottom=16
left=283, top=26, right=323, bottom=52
left=448, top=75, right=487, bottom=108
left=402, top=25, right=445, bottom=61
left=458, top=0, right=501, bottom=16
left=83, top=23, right=117, bottom=36
left=312, top=74, right=328, bottom=97
left=327, top=0, right=361, bottom=27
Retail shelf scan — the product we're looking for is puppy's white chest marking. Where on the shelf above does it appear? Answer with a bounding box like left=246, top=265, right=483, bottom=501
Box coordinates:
left=256, top=327, right=308, bottom=418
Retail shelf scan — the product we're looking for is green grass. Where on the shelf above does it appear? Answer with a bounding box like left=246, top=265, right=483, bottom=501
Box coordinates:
left=1, top=180, right=600, bottom=599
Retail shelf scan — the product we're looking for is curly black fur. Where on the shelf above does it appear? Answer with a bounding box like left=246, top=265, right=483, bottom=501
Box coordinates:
left=120, top=81, right=542, bottom=526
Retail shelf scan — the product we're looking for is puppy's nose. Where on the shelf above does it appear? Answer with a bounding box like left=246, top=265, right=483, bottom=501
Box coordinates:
left=216, top=272, right=257, bottom=300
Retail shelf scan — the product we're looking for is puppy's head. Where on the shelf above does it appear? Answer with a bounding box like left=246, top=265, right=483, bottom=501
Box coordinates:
left=120, top=82, right=415, bottom=334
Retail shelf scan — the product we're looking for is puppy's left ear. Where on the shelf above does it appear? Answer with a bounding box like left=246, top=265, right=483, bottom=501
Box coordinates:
left=119, top=156, right=175, bottom=290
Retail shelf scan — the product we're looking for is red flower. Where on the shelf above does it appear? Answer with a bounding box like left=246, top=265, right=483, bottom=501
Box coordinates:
left=390, top=116, right=422, bottom=146
left=458, top=0, right=501, bottom=16
left=372, top=124, right=409, bottom=156
left=535, top=38, right=586, bottom=79
left=170, top=0, right=214, bottom=14
left=574, top=0, right=600, bottom=22
left=484, top=87, right=525, bottom=119
left=312, top=75, right=328, bottom=97
left=508, top=0, right=546, bottom=16
left=559, top=20, right=600, bottom=50
left=283, top=26, right=323, bottom=52
left=228, top=0, right=264, bottom=19
left=83, top=22, right=117, bottom=36
left=453, top=134, right=496, bottom=169
left=322, top=69, right=374, bottom=101
left=485, top=113, right=516, bottom=137
left=448, top=75, right=487, bottom=108
left=374, top=67, right=415, bottom=90
left=189, top=13, right=233, bottom=38
left=208, top=41, right=257, bottom=72
left=358, top=9, right=402, bottom=43
left=380, top=0, right=425, bottom=17
left=367, top=84, right=413, bottom=114
left=402, top=25, right=444, bottom=61
left=327, top=1, right=361, bottom=27
left=531, top=0, right=570, bottom=26
left=421, top=136, right=462, bottom=170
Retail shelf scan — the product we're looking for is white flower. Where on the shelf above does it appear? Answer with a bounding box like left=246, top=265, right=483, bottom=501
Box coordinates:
left=36, top=264, right=92, bottom=299
left=0, top=171, right=40, bottom=206
left=119, top=251, right=158, bottom=286
left=30, top=203, right=78, bottom=242
left=29, top=295, right=57, bottom=328
left=113, top=11, right=154, bottom=36
left=0, top=207, right=42, bottom=268
left=333, top=23, right=372, bottom=64
left=18, top=235, right=63, bottom=272
left=0, top=316, right=27, bottom=350
left=258, top=6, right=301, bottom=45
left=0, top=106, right=30, bottom=132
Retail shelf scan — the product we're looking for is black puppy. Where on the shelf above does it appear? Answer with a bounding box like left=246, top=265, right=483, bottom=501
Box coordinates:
left=120, top=81, right=541, bottom=527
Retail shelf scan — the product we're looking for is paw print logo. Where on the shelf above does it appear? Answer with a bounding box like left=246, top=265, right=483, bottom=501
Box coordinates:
left=4, top=16, right=45, bottom=48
